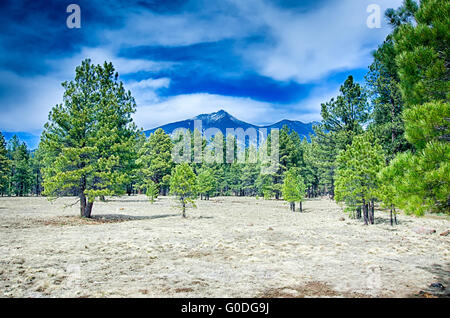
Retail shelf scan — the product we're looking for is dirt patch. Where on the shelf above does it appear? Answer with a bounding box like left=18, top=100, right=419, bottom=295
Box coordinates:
left=184, top=251, right=213, bottom=258
left=0, top=214, right=172, bottom=229
left=175, top=287, right=195, bottom=293
left=258, top=281, right=371, bottom=298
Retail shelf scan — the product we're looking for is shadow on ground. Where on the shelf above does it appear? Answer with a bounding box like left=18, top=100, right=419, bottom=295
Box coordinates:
left=91, top=213, right=180, bottom=221
left=413, top=263, right=450, bottom=298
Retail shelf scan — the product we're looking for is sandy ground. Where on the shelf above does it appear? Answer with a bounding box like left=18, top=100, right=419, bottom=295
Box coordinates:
left=0, top=195, right=448, bottom=298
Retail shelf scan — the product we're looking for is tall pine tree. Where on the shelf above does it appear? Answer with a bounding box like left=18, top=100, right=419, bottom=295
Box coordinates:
left=40, top=59, right=140, bottom=218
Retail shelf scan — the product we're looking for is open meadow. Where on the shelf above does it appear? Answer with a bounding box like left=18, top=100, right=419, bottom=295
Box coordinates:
left=0, top=196, right=448, bottom=298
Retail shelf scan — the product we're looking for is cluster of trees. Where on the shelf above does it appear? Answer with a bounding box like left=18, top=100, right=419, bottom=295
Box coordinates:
left=330, top=0, right=449, bottom=223
left=1, top=0, right=447, bottom=222
left=0, top=134, right=41, bottom=197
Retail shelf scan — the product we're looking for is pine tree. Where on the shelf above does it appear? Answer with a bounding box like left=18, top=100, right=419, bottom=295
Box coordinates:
left=137, top=128, right=174, bottom=195
left=146, top=180, right=159, bottom=203
left=300, top=138, right=320, bottom=198
left=7, top=136, right=33, bottom=197
left=0, top=132, right=10, bottom=196
left=393, top=0, right=449, bottom=106
left=314, top=75, right=371, bottom=197
left=321, top=76, right=370, bottom=141
left=30, top=148, right=43, bottom=196
left=296, top=173, right=307, bottom=212
left=383, top=0, right=450, bottom=215
left=170, top=163, right=198, bottom=217
left=240, top=145, right=260, bottom=196
left=197, top=168, right=216, bottom=200
left=377, top=163, right=400, bottom=226
left=335, top=134, right=385, bottom=224
left=366, top=37, right=411, bottom=160
left=282, top=168, right=306, bottom=212
left=40, top=59, right=140, bottom=218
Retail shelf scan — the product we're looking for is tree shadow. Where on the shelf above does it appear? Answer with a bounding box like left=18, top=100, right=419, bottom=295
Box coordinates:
left=374, top=216, right=412, bottom=226
left=191, top=216, right=214, bottom=220
left=414, top=263, right=450, bottom=298
left=101, top=198, right=152, bottom=203
left=91, top=213, right=179, bottom=222
left=293, top=210, right=311, bottom=214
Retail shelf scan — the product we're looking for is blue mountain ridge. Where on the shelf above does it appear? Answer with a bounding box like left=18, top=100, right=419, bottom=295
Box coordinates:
left=1, top=110, right=318, bottom=151
left=144, top=109, right=318, bottom=142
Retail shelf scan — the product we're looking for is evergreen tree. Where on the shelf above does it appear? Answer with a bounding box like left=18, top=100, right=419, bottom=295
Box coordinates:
left=30, top=148, right=43, bottom=196
left=137, top=128, right=174, bottom=195
left=321, top=76, right=370, bottom=141
left=197, top=168, right=216, bottom=200
left=382, top=0, right=450, bottom=215
left=393, top=0, right=449, bottom=106
left=300, top=138, right=320, bottom=198
left=146, top=180, right=159, bottom=203
left=7, top=136, right=33, bottom=197
left=40, top=59, right=140, bottom=218
left=170, top=163, right=198, bottom=217
left=335, top=134, right=385, bottom=224
left=377, top=163, right=400, bottom=226
left=315, top=75, right=371, bottom=196
left=0, top=132, right=10, bottom=196
left=282, top=168, right=306, bottom=212
left=366, top=37, right=411, bottom=160
left=240, top=145, right=260, bottom=196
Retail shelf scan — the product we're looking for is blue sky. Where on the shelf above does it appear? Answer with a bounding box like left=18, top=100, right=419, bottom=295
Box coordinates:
left=0, top=0, right=402, bottom=147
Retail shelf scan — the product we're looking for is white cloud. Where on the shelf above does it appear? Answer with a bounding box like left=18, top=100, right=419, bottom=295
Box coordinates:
left=127, top=78, right=171, bottom=90
left=102, top=0, right=403, bottom=84
left=126, top=77, right=172, bottom=105
left=48, top=47, right=173, bottom=79
left=234, top=0, right=403, bottom=83
left=0, top=70, right=63, bottom=133
left=103, top=4, right=257, bottom=47
left=133, top=85, right=340, bottom=130
left=0, top=47, right=174, bottom=132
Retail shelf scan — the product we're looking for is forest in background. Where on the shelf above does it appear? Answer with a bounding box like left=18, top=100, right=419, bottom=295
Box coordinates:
left=0, top=0, right=448, bottom=222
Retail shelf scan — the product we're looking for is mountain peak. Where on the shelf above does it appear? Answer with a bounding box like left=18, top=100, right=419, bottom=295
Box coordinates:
left=215, top=109, right=228, bottom=115
left=210, top=109, right=231, bottom=120
left=145, top=110, right=316, bottom=141
left=194, top=109, right=236, bottom=122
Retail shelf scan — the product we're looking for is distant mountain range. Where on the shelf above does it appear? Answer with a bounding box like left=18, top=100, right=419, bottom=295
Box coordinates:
left=144, top=110, right=317, bottom=141
left=1, top=110, right=318, bottom=151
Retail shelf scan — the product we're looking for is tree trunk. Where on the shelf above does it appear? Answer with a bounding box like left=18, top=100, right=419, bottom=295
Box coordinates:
left=390, top=97, right=397, bottom=154
left=299, top=201, right=302, bottom=212
left=394, top=208, right=398, bottom=225
left=80, top=194, right=94, bottom=218
left=84, top=201, right=94, bottom=218
left=182, top=200, right=186, bottom=218
left=80, top=192, right=86, bottom=218
left=357, top=206, right=362, bottom=219
left=390, top=206, right=393, bottom=226
left=363, top=199, right=368, bottom=225
left=370, top=200, right=375, bottom=225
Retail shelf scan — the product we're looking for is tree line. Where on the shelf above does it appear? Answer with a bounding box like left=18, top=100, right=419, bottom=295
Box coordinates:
left=0, top=0, right=447, bottom=221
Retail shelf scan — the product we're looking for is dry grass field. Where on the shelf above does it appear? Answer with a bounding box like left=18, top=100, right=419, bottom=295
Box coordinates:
left=0, top=195, right=448, bottom=298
